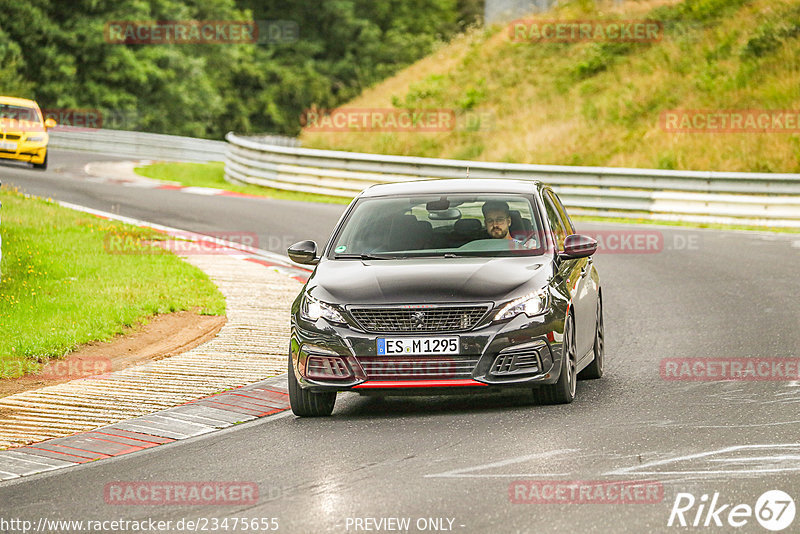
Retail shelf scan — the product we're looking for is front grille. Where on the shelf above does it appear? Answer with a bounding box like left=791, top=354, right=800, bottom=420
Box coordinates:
left=349, top=305, right=489, bottom=333
left=4, top=134, right=21, bottom=141
left=358, top=356, right=479, bottom=379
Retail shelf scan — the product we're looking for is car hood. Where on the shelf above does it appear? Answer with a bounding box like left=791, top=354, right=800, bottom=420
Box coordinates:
left=307, top=256, right=552, bottom=305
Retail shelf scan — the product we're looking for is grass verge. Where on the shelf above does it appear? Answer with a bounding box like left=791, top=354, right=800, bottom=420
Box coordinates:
left=0, top=186, right=226, bottom=378
left=134, top=162, right=352, bottom=205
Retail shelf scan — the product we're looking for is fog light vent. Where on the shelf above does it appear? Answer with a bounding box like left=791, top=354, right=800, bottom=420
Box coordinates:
left=306, top=355, right=352, bottom=380
left=492, top=346, right=542, bottom=376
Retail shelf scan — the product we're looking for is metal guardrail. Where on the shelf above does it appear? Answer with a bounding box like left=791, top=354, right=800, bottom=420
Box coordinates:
left=48, top=128, right=299, bottom=162
left=224, top=132, right=800, bottom=228
left=49, top=128, right=300, bottom=163
left=48, top=128, right=228, bottom=163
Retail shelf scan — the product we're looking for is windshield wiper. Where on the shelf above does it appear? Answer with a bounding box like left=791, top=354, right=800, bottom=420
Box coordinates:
left=406, top=252, right=469, bottom=258
left=335, top=253, right=393, bottom=260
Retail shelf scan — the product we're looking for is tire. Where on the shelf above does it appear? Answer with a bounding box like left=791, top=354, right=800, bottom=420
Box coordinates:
left=578, top=297, right=604, bottom=380
left=288, top=357, right=336, bottom=417
left=534, top=312, right=576, bottom=404
left=32, top=151, right=48, bottom=170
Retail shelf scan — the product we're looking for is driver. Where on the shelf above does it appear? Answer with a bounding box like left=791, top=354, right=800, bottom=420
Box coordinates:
left=482, top=200, right=513, bottom=240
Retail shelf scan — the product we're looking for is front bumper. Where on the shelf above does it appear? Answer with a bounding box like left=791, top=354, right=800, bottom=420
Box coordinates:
left=290, top=310, right=566, bottom=394
left=0, top=140, right=47, bottom=164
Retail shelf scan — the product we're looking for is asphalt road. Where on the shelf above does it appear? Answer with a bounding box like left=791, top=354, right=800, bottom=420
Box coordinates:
left=1, top=149, right=799, bottom=534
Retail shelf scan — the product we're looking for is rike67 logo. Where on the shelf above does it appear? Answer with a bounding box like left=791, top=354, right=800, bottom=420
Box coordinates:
left=668, top=490, right=795, bottom=531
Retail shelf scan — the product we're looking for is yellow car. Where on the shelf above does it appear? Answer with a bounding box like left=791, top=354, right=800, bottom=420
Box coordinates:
left=0, top=96, right=57, bottom=170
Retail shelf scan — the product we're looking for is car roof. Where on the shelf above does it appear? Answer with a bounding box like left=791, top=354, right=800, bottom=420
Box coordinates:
left=0, top=96, right=40, bottom=107
left=360, top=178, right=544, bottom=197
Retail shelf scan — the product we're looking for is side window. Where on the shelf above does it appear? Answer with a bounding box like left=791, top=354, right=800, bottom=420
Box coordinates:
left=543, top=195, right=567, bottom=252
left=547, top=190, right=575, bottom=235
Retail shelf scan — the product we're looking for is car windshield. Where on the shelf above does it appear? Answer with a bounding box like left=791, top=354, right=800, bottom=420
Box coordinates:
left=0, top=104, right=42, bottom=123
left=330, top=193, right=546, bottom=258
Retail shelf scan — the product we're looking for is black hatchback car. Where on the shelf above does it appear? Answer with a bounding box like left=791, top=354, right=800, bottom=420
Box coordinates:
left=287, top=179, right=603, bottom=416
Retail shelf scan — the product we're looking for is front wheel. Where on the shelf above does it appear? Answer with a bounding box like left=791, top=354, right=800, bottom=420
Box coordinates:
left=288, top=358, right=336, bottom=417
left=579, top=297, right=604, bottom=380
left=534, top=312, right=576, bottom=405
left=32, top=151, right=48, bottom=170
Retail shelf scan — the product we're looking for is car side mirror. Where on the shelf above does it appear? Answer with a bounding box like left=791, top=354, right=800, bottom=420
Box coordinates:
left=44, top=118, right=57, bottom=129
left=559, top=234, right=598, bottom=259
left=288, top=240, right=319, bottom=265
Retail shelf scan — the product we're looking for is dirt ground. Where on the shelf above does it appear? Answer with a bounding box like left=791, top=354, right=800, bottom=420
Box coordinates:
left=0, top=311, right=226, bottom=398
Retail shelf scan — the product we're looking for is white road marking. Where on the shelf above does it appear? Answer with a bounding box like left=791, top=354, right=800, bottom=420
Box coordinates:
left=425, top=450, right=576, bottom=478
left=606, top=444, right=800, bottom=476
left=54, top=200, right=310, bottom=274
left=708, top=455, right=800, bottom=462
left=679, top=420, right=800, bottom=429
left=181, top=186, right=227, bottom=195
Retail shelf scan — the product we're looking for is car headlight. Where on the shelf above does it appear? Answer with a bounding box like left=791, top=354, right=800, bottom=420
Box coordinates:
left=27, top=135, right=45, bottom=142
left=301, top=293, right=346, bottom=324
left=495, top=290, right=549, bottom=321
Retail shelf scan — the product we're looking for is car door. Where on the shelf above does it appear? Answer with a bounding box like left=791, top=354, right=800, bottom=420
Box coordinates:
left=544, top=190, right=597, bottom=360
left=542, top=192, right=583, bottom=347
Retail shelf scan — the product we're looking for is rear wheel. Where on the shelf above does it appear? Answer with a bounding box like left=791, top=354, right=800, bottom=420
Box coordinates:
left=32, top=151, right=48, bottom=170
left=534, top=312, right=576, bottom=404
left=579, top=297, right=604, bottom=380
left=288, top=358, right=336, bottom=417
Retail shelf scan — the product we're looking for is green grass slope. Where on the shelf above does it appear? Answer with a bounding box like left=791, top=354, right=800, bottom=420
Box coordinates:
left=301, top=0, right=800, bottom=173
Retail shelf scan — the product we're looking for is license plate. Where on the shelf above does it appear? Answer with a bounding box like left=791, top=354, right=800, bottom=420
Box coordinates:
left=377, top=337, right=459, bottom=356
left=0, top=142, right=17, bottom=151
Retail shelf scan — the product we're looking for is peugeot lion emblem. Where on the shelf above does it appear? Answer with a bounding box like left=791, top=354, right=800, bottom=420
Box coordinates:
left=412, top=311, right=426, bottom=329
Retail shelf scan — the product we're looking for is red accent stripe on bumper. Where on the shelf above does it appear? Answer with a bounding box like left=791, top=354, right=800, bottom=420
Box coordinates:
left=352, top=379, right=488, bottom=389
